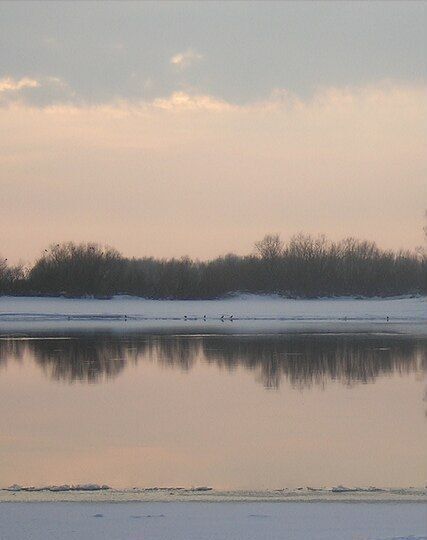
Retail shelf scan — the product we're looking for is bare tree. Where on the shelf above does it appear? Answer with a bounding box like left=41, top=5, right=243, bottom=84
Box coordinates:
left=254, top=233, right=284, bottom=260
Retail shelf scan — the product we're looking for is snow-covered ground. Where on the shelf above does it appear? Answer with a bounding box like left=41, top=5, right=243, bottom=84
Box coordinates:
left=0, top=501, right=426, bottom=540
left=1, top=487, right=426, bottom=503
left=0, top=294, right=426, bottom=334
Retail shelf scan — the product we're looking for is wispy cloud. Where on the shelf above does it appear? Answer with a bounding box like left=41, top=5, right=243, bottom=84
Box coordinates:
left=0, top=77, right=40, bottom=93
left=152, top=91, right=232, bottom=111
left=0, top=75, right=74, bottom=106
left=170, top=49, right=203, bottom=70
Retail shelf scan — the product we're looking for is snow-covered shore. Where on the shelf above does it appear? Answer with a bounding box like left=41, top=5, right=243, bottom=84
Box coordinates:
left=1, top=486, right=426, bottom=504
left=1, top=501, right=426, bottom=540
left=0, top=294, right=426, bottom=334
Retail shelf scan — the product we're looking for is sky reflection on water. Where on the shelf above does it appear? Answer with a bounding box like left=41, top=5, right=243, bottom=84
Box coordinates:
left=0, top=332, right=425, bottom=489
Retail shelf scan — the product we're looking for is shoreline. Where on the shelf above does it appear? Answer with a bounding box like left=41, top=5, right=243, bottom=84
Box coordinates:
left=2, top=487, right=426, bottom=504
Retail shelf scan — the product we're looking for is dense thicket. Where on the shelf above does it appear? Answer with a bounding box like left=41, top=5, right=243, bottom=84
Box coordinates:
left=1, top=234, right=426, bottom=298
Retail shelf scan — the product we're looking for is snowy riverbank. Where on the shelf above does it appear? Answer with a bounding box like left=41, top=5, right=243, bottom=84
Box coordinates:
left=0, top=294, right=426, bottom=334
left=1, top=486, right=426, bottom=503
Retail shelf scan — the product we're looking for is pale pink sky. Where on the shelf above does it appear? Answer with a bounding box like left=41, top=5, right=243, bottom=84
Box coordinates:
left=1, top=83, right=426, bottom=264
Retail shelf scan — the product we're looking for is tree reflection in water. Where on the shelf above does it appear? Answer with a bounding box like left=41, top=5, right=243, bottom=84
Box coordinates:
left=0, top=333, right=426, bottom=389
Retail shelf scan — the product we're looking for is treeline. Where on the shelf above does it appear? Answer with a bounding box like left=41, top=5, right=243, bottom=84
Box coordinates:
left=1, top=233, right=426, bottom=298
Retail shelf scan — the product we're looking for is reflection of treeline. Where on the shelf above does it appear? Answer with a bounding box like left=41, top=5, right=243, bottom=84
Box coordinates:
left=0, top=338, right=130, bottom=383
left=1, top=234, right=426, bottom=298
left=1, top=334, right=425, bottom=388
left=201, top=335, right=427, bottom=389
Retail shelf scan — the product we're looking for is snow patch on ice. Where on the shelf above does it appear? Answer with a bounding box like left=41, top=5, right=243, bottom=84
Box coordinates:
left=5, top=483, right=111, bottom=492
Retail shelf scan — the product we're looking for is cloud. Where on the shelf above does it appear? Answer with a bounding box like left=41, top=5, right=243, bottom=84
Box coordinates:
left=0, top=77, right=40, bottom=93
left=152, top=91, right=233, bottom=111
left=170, top=49, right=203, bottom=69
left=0, top=75, right=74, bottom=106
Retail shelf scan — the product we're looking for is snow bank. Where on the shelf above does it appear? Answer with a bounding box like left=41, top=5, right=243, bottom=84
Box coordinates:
left=1, top=486, right=426, bottom=503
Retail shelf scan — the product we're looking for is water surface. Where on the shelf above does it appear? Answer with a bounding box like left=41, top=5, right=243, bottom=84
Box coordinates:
left=0, top=331, right=425, bottom=489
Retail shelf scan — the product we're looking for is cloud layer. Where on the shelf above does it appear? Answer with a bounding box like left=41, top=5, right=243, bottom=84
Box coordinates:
left=1, top=2, right=426, bottom=106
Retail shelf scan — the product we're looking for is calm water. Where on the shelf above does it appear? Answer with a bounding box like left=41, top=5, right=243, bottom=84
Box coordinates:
left=0, top=331, right=426, bottom=490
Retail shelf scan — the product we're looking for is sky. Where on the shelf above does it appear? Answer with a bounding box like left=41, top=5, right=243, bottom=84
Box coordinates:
left=1, top=1, right=426, bottom=263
